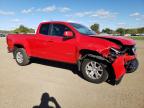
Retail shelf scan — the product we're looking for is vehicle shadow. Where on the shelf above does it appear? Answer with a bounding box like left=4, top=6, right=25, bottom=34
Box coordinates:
left=30, top=58, right=84, bottom=79
left=31, top=58, right=116, bottom=86
left=33, top=92, right=61, bottom=108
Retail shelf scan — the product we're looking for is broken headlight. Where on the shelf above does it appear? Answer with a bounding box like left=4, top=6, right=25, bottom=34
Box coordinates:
left=132, top=46, right=136, bottom=54
left=108, top=48, right=121, bottom=62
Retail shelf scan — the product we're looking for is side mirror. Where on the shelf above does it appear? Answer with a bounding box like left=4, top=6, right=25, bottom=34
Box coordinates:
left=63, top=31, right=74, bottom=40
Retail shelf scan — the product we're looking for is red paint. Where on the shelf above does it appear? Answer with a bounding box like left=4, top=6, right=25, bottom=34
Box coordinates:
left=112, top=56, right=126, bottom=80
left=124, top=54, right=136, bottom=62
left=7, top=21, right=137, bottom=81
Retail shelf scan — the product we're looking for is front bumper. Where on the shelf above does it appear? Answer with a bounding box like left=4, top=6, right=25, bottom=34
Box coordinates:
left=112, top=55, right=138, bottom=80
left=112, top=55, right=126, bottom=80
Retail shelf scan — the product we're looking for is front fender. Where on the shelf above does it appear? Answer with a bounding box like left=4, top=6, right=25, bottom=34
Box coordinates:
left=112, top=55, right=126, bottom=80
left=77, top=54, right=110, bottom=71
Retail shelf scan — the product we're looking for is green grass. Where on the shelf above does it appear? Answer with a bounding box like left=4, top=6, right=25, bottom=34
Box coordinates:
left=127, top=36, right=144, bottom=40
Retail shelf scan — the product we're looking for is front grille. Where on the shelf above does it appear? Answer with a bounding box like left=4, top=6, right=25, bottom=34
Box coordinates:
left=121, top=45, right=135, bottom=55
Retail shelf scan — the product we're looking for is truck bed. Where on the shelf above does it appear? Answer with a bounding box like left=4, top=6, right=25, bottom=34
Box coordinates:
left=7, top=34, right=35, bottom=52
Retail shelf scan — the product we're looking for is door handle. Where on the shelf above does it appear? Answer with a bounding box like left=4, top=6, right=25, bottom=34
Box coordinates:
left=47, top=40, right=54, bottom=42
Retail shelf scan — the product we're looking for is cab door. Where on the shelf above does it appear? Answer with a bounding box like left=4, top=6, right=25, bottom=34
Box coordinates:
left=28, top=23, right=53, bottom=59
left=46, top=23, right=77, bottom=63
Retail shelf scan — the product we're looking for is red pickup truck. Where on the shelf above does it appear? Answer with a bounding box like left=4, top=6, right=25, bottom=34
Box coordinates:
left=7, top=21, right=138, bottom=84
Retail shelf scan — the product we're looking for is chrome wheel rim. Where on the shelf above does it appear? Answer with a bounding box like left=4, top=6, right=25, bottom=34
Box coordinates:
left=85, top=61, right=103, bottom=79
left=16, top=52, right=23, bottom=63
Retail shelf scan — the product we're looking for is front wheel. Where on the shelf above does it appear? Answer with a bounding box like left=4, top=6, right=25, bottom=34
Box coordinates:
left=14, top=48, right=30, bottom=66
left=81, top=59, right=108, bottom=84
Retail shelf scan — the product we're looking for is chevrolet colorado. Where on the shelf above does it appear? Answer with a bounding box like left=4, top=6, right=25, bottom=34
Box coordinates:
left=7, top=21, right=138, bottom=84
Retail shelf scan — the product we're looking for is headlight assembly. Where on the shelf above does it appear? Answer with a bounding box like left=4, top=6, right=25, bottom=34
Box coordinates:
left=132, top=46, right=136, bottom=54
left=108, top=48, right=121, bottom=62
left=110, top=48, right=121, bottom=56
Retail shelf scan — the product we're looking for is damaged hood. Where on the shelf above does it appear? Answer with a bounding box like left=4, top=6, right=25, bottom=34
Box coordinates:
left=89, top=35, right=136, bottom=46
left=79, top=34, right=136, bottom=53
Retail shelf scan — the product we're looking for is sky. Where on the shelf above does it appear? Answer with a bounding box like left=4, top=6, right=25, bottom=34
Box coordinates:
left=0, top=0, right=144, bottom=31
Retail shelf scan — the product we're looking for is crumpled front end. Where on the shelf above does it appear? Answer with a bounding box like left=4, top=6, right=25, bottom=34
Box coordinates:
left=112, top=55, right=126, bottom=80
left=101, top=45, right=138, bottom=83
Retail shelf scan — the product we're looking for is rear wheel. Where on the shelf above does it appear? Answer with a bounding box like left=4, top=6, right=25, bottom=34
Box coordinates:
left=81, top=59, right=108, bottom=84
left=14, top=48, right=30, bottom=66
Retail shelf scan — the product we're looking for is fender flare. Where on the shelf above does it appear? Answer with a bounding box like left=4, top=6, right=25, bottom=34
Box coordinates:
left=77, top=54, right=110, bottom=71
left=13, top=42, right=31, bottom=57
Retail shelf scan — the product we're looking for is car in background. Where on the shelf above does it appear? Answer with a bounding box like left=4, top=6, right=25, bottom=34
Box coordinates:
left=124, top=34, right=131, bottom=36
left=0, top=34, right=5, bottom=37
left=140, top=34, right=144, bottom=36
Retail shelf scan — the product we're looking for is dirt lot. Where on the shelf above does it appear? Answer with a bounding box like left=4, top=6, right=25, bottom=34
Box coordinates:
left=0, top=37, right=144, bottom=108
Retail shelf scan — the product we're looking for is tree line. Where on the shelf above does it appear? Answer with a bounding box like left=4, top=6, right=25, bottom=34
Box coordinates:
left=12, top=25, right=35, bottom=34
left=0, top=25, right=35, bottom=35
left=90, top=23, right=144, bottom=35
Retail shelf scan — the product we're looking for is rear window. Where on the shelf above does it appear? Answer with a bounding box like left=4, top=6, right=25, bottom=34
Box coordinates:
left=39, top=24, right=50, bottom=35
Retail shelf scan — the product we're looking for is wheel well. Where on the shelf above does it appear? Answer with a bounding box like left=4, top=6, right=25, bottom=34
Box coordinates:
left=79, top=49, right=109, bottom=64
left=78, top=49, right=102, bottom=71
left=12, top=44, right=24, bottom=58
left=14, top=44, right=24, bottom=49
left=13, top=44, right=24, bottom=55
left=79, top=49, right=101, bottom=57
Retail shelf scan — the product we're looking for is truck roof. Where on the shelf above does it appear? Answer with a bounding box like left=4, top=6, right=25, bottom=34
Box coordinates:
left=40, top=21, right=72, bottom=25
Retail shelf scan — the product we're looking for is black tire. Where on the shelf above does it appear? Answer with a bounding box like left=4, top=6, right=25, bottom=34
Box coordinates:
left=13, top=48, right=30, bottom=66
left=115, top=76, right=123, bottom=85
left=126, top=59, right=139, bottom=73
left=13, top=47, right=17, bottom=59
left=81, top=59, right=108, bottom=84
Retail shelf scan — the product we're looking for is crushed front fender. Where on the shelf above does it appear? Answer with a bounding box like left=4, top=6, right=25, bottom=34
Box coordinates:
left=112, top=56, right=126, bottom=80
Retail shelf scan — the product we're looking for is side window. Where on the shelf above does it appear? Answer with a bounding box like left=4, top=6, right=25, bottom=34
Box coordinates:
left=39, top=24, right=50, bottom=35
left=51, top=24, right=71, bottom=37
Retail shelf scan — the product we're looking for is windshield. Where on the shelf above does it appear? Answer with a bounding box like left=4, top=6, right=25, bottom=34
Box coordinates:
left=70, top=23, right=96, bottom=35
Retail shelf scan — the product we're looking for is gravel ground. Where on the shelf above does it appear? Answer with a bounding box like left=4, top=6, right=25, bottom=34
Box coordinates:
left=0, top=38, right=144, bottom=108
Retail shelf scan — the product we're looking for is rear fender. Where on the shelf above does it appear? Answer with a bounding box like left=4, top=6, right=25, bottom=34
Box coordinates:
left=14, top=42, right=31, bottom=57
